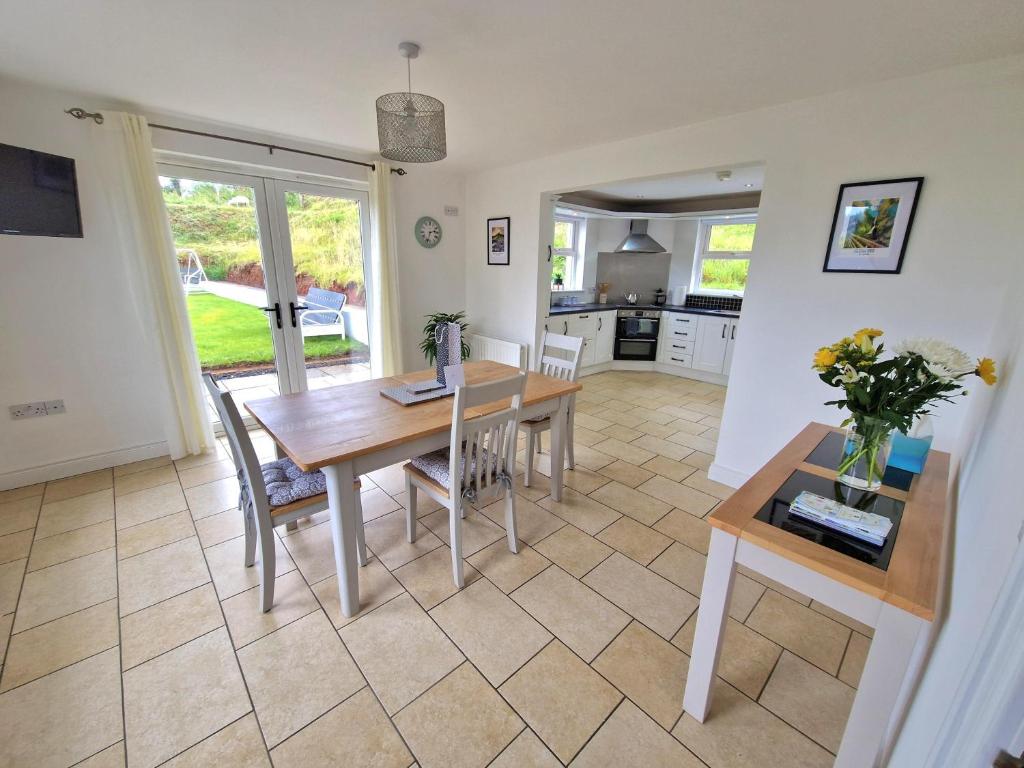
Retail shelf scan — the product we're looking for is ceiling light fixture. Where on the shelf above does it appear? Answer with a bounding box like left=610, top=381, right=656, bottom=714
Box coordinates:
left=716, top=170, right=732, bottom=182
left=376, top=42, right=447, bottom=163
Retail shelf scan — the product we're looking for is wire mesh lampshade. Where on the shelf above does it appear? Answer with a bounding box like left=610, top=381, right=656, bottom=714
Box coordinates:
left=376, top=91, right=446, bottom=163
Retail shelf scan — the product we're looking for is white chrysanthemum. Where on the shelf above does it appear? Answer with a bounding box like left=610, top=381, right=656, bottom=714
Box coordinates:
left=894, top=338, right=974, bottom=380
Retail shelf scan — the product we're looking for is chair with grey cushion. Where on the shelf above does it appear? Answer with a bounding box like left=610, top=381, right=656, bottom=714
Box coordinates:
left=203, top=374, right=367, bottom=611
left=300, top=287, right=347, bottom=338
left=403, top=372, right=527, bottom=588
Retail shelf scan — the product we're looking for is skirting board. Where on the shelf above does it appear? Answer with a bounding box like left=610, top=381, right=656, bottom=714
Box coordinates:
left=708, top=461, right=750, bottom=489
left=0, top=440, right=171, bottom=491
left=580, top=360, right=730, bottom=384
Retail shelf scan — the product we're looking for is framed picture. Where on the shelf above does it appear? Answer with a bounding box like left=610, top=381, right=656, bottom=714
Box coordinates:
left=823, top=177, right=923, bottom=274
left=487, top=216, right=510, bottom=266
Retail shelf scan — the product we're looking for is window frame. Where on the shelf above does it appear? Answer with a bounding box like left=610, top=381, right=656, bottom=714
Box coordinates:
left=692, top=214, right=757, bottom=295
left=552, top=215, right=586, bottom=291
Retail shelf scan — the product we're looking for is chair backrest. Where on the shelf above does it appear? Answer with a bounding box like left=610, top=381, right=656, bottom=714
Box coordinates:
left=448, top=372, right=527, bottom=501
left=306, top=287, right=346, bottom=311
left=536, top=331, right=584, bottom=383
left=202, top=374, right=269, bottom=517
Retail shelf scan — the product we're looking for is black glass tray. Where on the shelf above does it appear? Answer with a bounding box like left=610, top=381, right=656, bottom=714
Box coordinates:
left=804, top=431, right=915, bottom=492
left=753, top=469, right=905, bottom=570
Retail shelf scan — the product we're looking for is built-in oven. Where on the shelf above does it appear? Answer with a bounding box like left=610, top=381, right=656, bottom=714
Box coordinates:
left=614, top=309, right=660, bottom=361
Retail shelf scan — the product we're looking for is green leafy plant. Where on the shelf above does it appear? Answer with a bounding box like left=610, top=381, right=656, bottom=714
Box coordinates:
left=420, top=311, right=471, bottom=365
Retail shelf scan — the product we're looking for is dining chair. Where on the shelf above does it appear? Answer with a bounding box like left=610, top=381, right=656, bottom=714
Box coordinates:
left=403, top=373, right=528, bottom=588
left=203, top=374, right=367, bottom=612
left=520, top=331, right=584, bottom=487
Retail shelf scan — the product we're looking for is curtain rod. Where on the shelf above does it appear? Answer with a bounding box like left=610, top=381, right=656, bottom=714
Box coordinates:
left=64, top=107, right=406, bottom=176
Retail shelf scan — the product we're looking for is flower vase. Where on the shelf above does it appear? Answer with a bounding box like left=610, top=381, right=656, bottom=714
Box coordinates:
left=837, top=416, right=893, bottom=491
left=889, top=415, right=934, bottom=474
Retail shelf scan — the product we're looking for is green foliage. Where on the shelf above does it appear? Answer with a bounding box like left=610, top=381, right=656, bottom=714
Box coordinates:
left=553, top=220, right=574, bottom=250
left=700, top=259, right=749, bottom=292
left=843, top=198, right=897, bottom=249
left=551, top=254, right=567, bottom=284
left=420, top=311, right=471, bottom=365
left=707, top=222, right=755, bottom=252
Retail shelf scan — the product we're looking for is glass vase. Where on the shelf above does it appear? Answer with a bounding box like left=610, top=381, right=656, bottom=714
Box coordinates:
left=889, top=415, right=934, bottom=474
left=837, top=416, right=893, bottom=491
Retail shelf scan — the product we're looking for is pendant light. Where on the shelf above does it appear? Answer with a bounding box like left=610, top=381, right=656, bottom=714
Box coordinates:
left=376, top=42, right=447, bottom=163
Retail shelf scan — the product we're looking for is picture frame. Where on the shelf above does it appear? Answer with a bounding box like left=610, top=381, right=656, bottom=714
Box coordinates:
left=823, top=177, right=923, bottom=274
left=487, top=216, right=510, bottom=266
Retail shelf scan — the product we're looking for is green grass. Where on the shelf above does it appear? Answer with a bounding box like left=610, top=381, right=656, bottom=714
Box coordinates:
left=186, top=292, right=366, bottom=369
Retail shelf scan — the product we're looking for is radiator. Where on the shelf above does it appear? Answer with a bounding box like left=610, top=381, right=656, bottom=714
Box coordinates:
left=467, top=333, right=527, bottom=370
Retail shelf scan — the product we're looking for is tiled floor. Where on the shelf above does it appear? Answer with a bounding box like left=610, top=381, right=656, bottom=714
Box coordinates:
left=0, top=371, right=870, bottom=767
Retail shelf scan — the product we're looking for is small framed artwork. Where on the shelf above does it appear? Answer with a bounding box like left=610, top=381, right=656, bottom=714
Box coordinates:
left=487, top=216, right=510, bottom=266
left=823, top=177, right=923, bottom=274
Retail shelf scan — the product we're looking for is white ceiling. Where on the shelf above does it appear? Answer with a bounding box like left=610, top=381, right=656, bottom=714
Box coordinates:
left=2, top=0, right=1022, bottom=170
left=583, top=166, right=765, bottom=202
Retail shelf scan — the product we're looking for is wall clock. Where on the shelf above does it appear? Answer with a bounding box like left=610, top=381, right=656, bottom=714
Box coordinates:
left=415, top=216, right=443, bottom=248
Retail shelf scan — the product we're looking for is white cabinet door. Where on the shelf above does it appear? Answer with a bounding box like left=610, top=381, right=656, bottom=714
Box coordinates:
left=565, top=314, right=598, bottom=368
left=693, top=316, right=731, bottom=373
left=594, top=311, right=616, bottom=364
left=723, top=319, right=740, bottom=375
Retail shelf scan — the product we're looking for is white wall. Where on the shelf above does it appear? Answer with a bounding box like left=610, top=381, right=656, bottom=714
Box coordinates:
left=668, top=219, right=699, bottom=293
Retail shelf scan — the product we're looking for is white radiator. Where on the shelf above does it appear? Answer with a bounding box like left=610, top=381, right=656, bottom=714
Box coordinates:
left=468, top=333, right=527, bottom=370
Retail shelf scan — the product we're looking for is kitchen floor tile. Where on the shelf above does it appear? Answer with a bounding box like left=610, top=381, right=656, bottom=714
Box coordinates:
left=0, top=529, right=33, bottom=565
left=27, top=519, right=115, bottom=571
left=43, top=470, right=112, bottom=504
left=184, top=477, right=240, bottom=520
left=194, top=507, right=246, bottom=549
left=673, top=613, right=782, bottom=699
left=631, top=434, right=695, bottom=463
left=598, top=459, right=656, bottom=489
left=221, top=569, right=320, bottom=648
left=466, top=538, right=549, bottom=593
left=641, top=455, right=699, bottom=483
left=312, top=557, right=405, bottom=628
left=0, top=496, right=41, bottom=537
left=683, top=469, right=735, bottom=500
left=589, top=479, right=671, bottom=526
left=35, top=489, right=114, bottom=540
left=120, top=584, right=224, bottom=670
left=571, top=700, right=703, bottom=767
left=746, top=590, right=850, bottom=675
left=363, top=509, right=444, bottom=570
left=113, top=455, right=172, bottom=478
left=635, top=475, right=717, bottom=516
left=0, top=558, right=26, bottom=616
left=13, top=548, right=116, bottom=632
left=393, top=546, right=481, bottom=610
left=490, top=729, right=560, bottom=768
left=839, top=632, right=871, bottom=687
left=164, top=713, right=270, bottom=768
left=206, top=534, right=295, bottom=600
left=596, top=516, right=672, bottom=565
left=653, top=508, right=711, bottom=553
left=481, top=495, right=566, bottom=545
left=117, top=511, right=195, bottom=560
left=648, top=542, right=765, bottom=620
left=533, top=524, right=612, bottom=578
left=421, top=507, right=506, bottom=557
left=591, top=437, right=656, bottom=466
left=115, top=482, right=188, bottom=530
left=537, top=488, right=620, bottom=535
left=118, top=536, right=210, bottom=616
left=113, top=464, right=180, bottom=497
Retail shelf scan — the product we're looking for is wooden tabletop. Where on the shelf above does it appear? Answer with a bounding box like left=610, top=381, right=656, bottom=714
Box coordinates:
left=710, top=422, right=949, bottom=620
left=244, top=361, right=582, bottom=472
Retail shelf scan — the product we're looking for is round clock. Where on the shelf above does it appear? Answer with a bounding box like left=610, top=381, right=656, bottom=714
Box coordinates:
left=415, top=216, right=442, bottom=248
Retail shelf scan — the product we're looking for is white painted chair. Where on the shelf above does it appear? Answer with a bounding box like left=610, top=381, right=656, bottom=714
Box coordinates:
left=403, top=373, right=528, bottom=588
left=203, top=374, right=367, bottom=611
left=519, top=332, right=584, bottom=487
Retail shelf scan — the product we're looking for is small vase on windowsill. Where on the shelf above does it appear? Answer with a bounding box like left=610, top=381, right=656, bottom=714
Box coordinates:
left=837, top=415, right=893, bottom=491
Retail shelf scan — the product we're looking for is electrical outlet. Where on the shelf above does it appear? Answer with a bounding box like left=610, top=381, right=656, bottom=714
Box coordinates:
left=9, top=402, right=48, bottom=419
left=444, top=205, right=459, bottom=217
left=44, top=400, right=66, bottom=415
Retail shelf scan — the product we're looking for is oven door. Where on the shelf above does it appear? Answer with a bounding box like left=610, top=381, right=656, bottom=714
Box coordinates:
left=616, top=316, right=659, bottom=340
left=614, top=338, right=658, bottom=361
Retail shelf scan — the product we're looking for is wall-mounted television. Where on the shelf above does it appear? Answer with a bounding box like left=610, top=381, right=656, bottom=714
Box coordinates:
left=0, top=143, right=83, bottom=238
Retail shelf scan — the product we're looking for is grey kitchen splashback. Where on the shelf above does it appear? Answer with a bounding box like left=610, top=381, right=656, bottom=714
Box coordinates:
left=595, top=251, right=672, bottom=303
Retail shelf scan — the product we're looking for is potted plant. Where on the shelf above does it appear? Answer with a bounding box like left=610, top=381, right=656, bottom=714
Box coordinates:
left=421, top=311, right=471, bottom=365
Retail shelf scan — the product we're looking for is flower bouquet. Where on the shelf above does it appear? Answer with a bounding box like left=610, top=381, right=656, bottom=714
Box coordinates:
left=813, top=329, right=996, bottom=490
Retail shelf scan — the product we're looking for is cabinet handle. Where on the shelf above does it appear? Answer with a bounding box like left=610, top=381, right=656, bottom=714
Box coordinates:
left=563, top=321, right=568, bottom=334
left=597, top=317, right=602, bottom=331
left=673, top=331, right=686, bottom=336
left=731, top=325, right=736, bottom=340
left=672, top=344, right=686, bottom=349
left=671, top=357, right=686, bottom=363
left=579, top=314, right=589, bottom=319
left=721, top=325, right=727, bottom=339
left=547, top=245, right=552, bottom=263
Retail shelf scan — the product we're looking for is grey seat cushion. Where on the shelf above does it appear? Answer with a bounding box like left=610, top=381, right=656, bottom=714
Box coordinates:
left=259, top=458, right=327, bottom=508
left=410, top=446, right=497, bottom=490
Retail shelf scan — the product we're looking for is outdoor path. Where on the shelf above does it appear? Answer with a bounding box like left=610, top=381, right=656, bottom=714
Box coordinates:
left=203, top=280, right=267, bottom=307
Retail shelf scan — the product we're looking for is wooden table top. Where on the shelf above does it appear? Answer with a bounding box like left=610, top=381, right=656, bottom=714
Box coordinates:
left=244, top=361, right=582, bottom=472
left=710, top=422, right=949, bottom=620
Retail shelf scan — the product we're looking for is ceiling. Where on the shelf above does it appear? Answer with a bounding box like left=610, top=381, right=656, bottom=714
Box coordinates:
left=581, top=167, right=765, bottom=203
left=2, top=1, right=1022, bottom=170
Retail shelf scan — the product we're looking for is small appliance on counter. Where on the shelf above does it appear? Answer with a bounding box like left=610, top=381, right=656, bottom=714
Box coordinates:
left=653, top=289, right=667, bottom=306
left=670, top=286, right=687, bottom=306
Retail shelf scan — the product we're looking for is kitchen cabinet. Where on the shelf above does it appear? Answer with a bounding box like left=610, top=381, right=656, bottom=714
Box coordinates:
left=594, top=311, right=615, bottom=365
left=723, top=318, right=739, bottom=375
left=564, top=313, right=598, bottom=368
left=693, top=316, right=731, bottom=373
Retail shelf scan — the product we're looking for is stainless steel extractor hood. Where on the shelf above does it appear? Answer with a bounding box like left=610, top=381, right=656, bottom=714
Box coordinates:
left=614, top=220, right=666, bottom=254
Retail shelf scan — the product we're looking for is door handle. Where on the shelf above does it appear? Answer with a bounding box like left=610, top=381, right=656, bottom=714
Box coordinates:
left=731, top=325, right=736, bottom=340
left=547, top=245, right=553, bottom=263
left=289, top=302, right=309, bottom=328
left=260, top=303, right=282, bottom=330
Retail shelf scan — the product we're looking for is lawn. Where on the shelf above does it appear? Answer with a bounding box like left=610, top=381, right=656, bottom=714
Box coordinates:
left=186, top=292, right=366, bottom=369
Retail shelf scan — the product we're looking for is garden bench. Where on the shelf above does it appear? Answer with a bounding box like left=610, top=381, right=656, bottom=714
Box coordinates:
left=300, top=287, right=347, bottom=339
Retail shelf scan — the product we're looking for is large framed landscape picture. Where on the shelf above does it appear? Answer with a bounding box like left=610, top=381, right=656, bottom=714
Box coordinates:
left=823, top=177, right=923, bottom=274
left=487, top=216, right=510, bottom=265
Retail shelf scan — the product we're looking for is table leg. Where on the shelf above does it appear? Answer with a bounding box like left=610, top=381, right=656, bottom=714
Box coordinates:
left=834, top=603, right=927, bottom=768
left=548, top=395, right=569, bottom=502
left=683, top=527, right=738, bottom=722
left=323, top=462, right=360, bottom=618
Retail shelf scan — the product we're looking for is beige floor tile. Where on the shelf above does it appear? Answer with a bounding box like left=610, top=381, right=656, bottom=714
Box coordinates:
left=114, top=465, right=180, bottom=497
left=667, top=418, right=712, bottom=436
left=0, top=496, right=41, bottom=537
left=431, top=580, right=552, bottom=686
left=631, top=434, right=695, bottom=463
left=667, top=430, right=718, bottom=454
left=810, top=599, right=875, bottom=637
left=114, top=455, right=172, bottom=478
left=569, top=424, right=606, bottom=447
left=313, top=560, right=404, bottom=629
left=165, top=713, right=270, bottom=768
left=272, top=687, right=410, bottom=768
left=511, top=472, right=551, bottom=503
left=120, top=584, right=224, bottom=670
left=511, top=565, right=629, bottom=662
left=597, top=408, right=647, bottom=430
left=673, top=614, right=781, bottom=699
left=653, top=508, right=711, bottom=553
left=184, top=477, right=240, bottom=520
left=360, top=487, right=402, bottom=522
left=538, top=488, right=620, bottom=535
left=1, top=606, right=13, bottom=662
left=564, top=443, right=616, bottom=472
left=0, top=529, right=33, bottom=565
left=115, top=483, right=188, bottom=530
left=839, top=632, right=870, bottom=687
left=533, top=525, right=613, bottom=578
left=0, top=558, right=25, bottom=616
left=760, top=651, right=856, bottom=753
left=1, top=599, right=118, bottom=692
left=395, top=546, right=482, bottom=609
left=392, top=488, right=444, bottom=518
left=0, top=483, right=44, bottom=504
left=78, top=741, right=126, bottom=767
left=683, top=469, right=735, bottom=500
left=583, top=553, right=698, bottom=640
left=194, top=508, right=246, bottom=549
left=277, top=520, right=344, bottom=584
left=571, top=699, right=704, bottom=767
left=590, top=437, right=656, bottom=466
left=173, top=444, right=230, bottom=472
left=657, top=404, right=706, bottom=423
left=736, top=566, right=812, bottom=605
left=396, top=662, right=522, bottom=768
left=746, top=590, right=850, bottom=675
left=43, top=469, right=113, bottom=504
left=124, top=627, right=251, bottom=768
left=178, top=459, right=236, bottom=490
left=499, top=640, right=620, bottom=763
left=599, top=424, right=644, bottom=443
left=636, top=420, right=679, bottom=438
left=636, top=475, right=717, bottom=517
left=363, top=509, right=444, bottom=570
left=592, top=622, right=688, bottom=729
left=598, top=459, right=655, bottom=489
left=274, top=509, right=329, bottom=537
left=14, top=548, right=116, bottom=632
left=28, top=520, right=115, bottom=571
left=117, top=511, right=195, bottom=560
left=649, top=543, right=765, bottom=620
left=0, top=647, right=122, bottom=768
left=238, top=611, right=364, bottom=747
left=641, top=455, right=699, bottom=482
left=673, top=679, right=833, bottom=768
left=36, top=489, right=114, bottom=539
left=682, top=450, right=715, bottom=471
left=490, top=729, right=560, bottom=768
left=588, top=480, right=672, bottom=526
left=205, top=534, right=295, bottom=600
left=366, top=463, right=407, bottom=496
left=221, top=569, right=320, bottom=648
left=118, top=536, right=210, bottom=617
left=574, top=411, right=613, bottom=431
left=421, top=508, right=507, bottom=557
left=467, top=539, right=549, bottom=593
left=340, top=592, right=463, bottom=714
left=481, top=495, right=565, bottom=545
left=596, top=517, right=672, bottom=565
left=531, top=454, right=611, bottom=496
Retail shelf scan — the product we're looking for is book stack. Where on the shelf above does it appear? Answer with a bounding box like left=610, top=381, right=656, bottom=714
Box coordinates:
left=789, top=491, right=893, bottom=546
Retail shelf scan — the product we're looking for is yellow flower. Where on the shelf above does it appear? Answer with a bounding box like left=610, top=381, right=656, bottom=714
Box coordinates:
left=856, top=328, right=884, bottom=339
left=976, top=357, right=997, bottom=385
left=813, top=347, right=838, bottom=370
left=853, top=328, right=883, bottom=351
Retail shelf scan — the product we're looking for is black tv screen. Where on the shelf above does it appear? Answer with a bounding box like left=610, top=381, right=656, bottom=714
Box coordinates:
left=0, top=143, right=83, bottom=237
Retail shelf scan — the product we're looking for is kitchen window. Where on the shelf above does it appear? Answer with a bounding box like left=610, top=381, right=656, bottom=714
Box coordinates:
left=552, top=215, right=586, bottom=291
left=692, top=215, right=757, bottom=294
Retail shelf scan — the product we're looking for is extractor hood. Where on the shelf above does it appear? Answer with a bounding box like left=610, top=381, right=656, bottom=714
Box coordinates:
left=614, top=220, right=667, bottom=254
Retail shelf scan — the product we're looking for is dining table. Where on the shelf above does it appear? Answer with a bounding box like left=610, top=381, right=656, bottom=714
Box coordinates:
left=245, top=360, right=582, bottom=618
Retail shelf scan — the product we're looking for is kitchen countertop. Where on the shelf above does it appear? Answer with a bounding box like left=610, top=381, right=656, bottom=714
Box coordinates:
left=548, top=302, right=740, bottom=319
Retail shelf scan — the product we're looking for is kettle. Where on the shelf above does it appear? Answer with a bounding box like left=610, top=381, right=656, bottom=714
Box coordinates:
left=624, top=291, right=641, bottom=305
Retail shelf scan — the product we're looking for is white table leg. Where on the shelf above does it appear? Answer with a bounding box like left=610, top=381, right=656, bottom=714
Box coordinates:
left=548, top=395, right=569, bottom=502
left=835, top=602, right=927, bottom=768
left=683, top=527, right=738, bottom=722
left=323, top=462, right=360, bottom=618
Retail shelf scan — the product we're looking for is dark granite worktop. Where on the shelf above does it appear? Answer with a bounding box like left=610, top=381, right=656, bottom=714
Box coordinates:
left=548, top=302, right=740, bottom=319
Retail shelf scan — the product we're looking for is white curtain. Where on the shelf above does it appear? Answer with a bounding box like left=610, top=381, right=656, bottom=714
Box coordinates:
left=369, top=161, right=403, bottom=377
left=95, top=113, right=215, bottom=458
